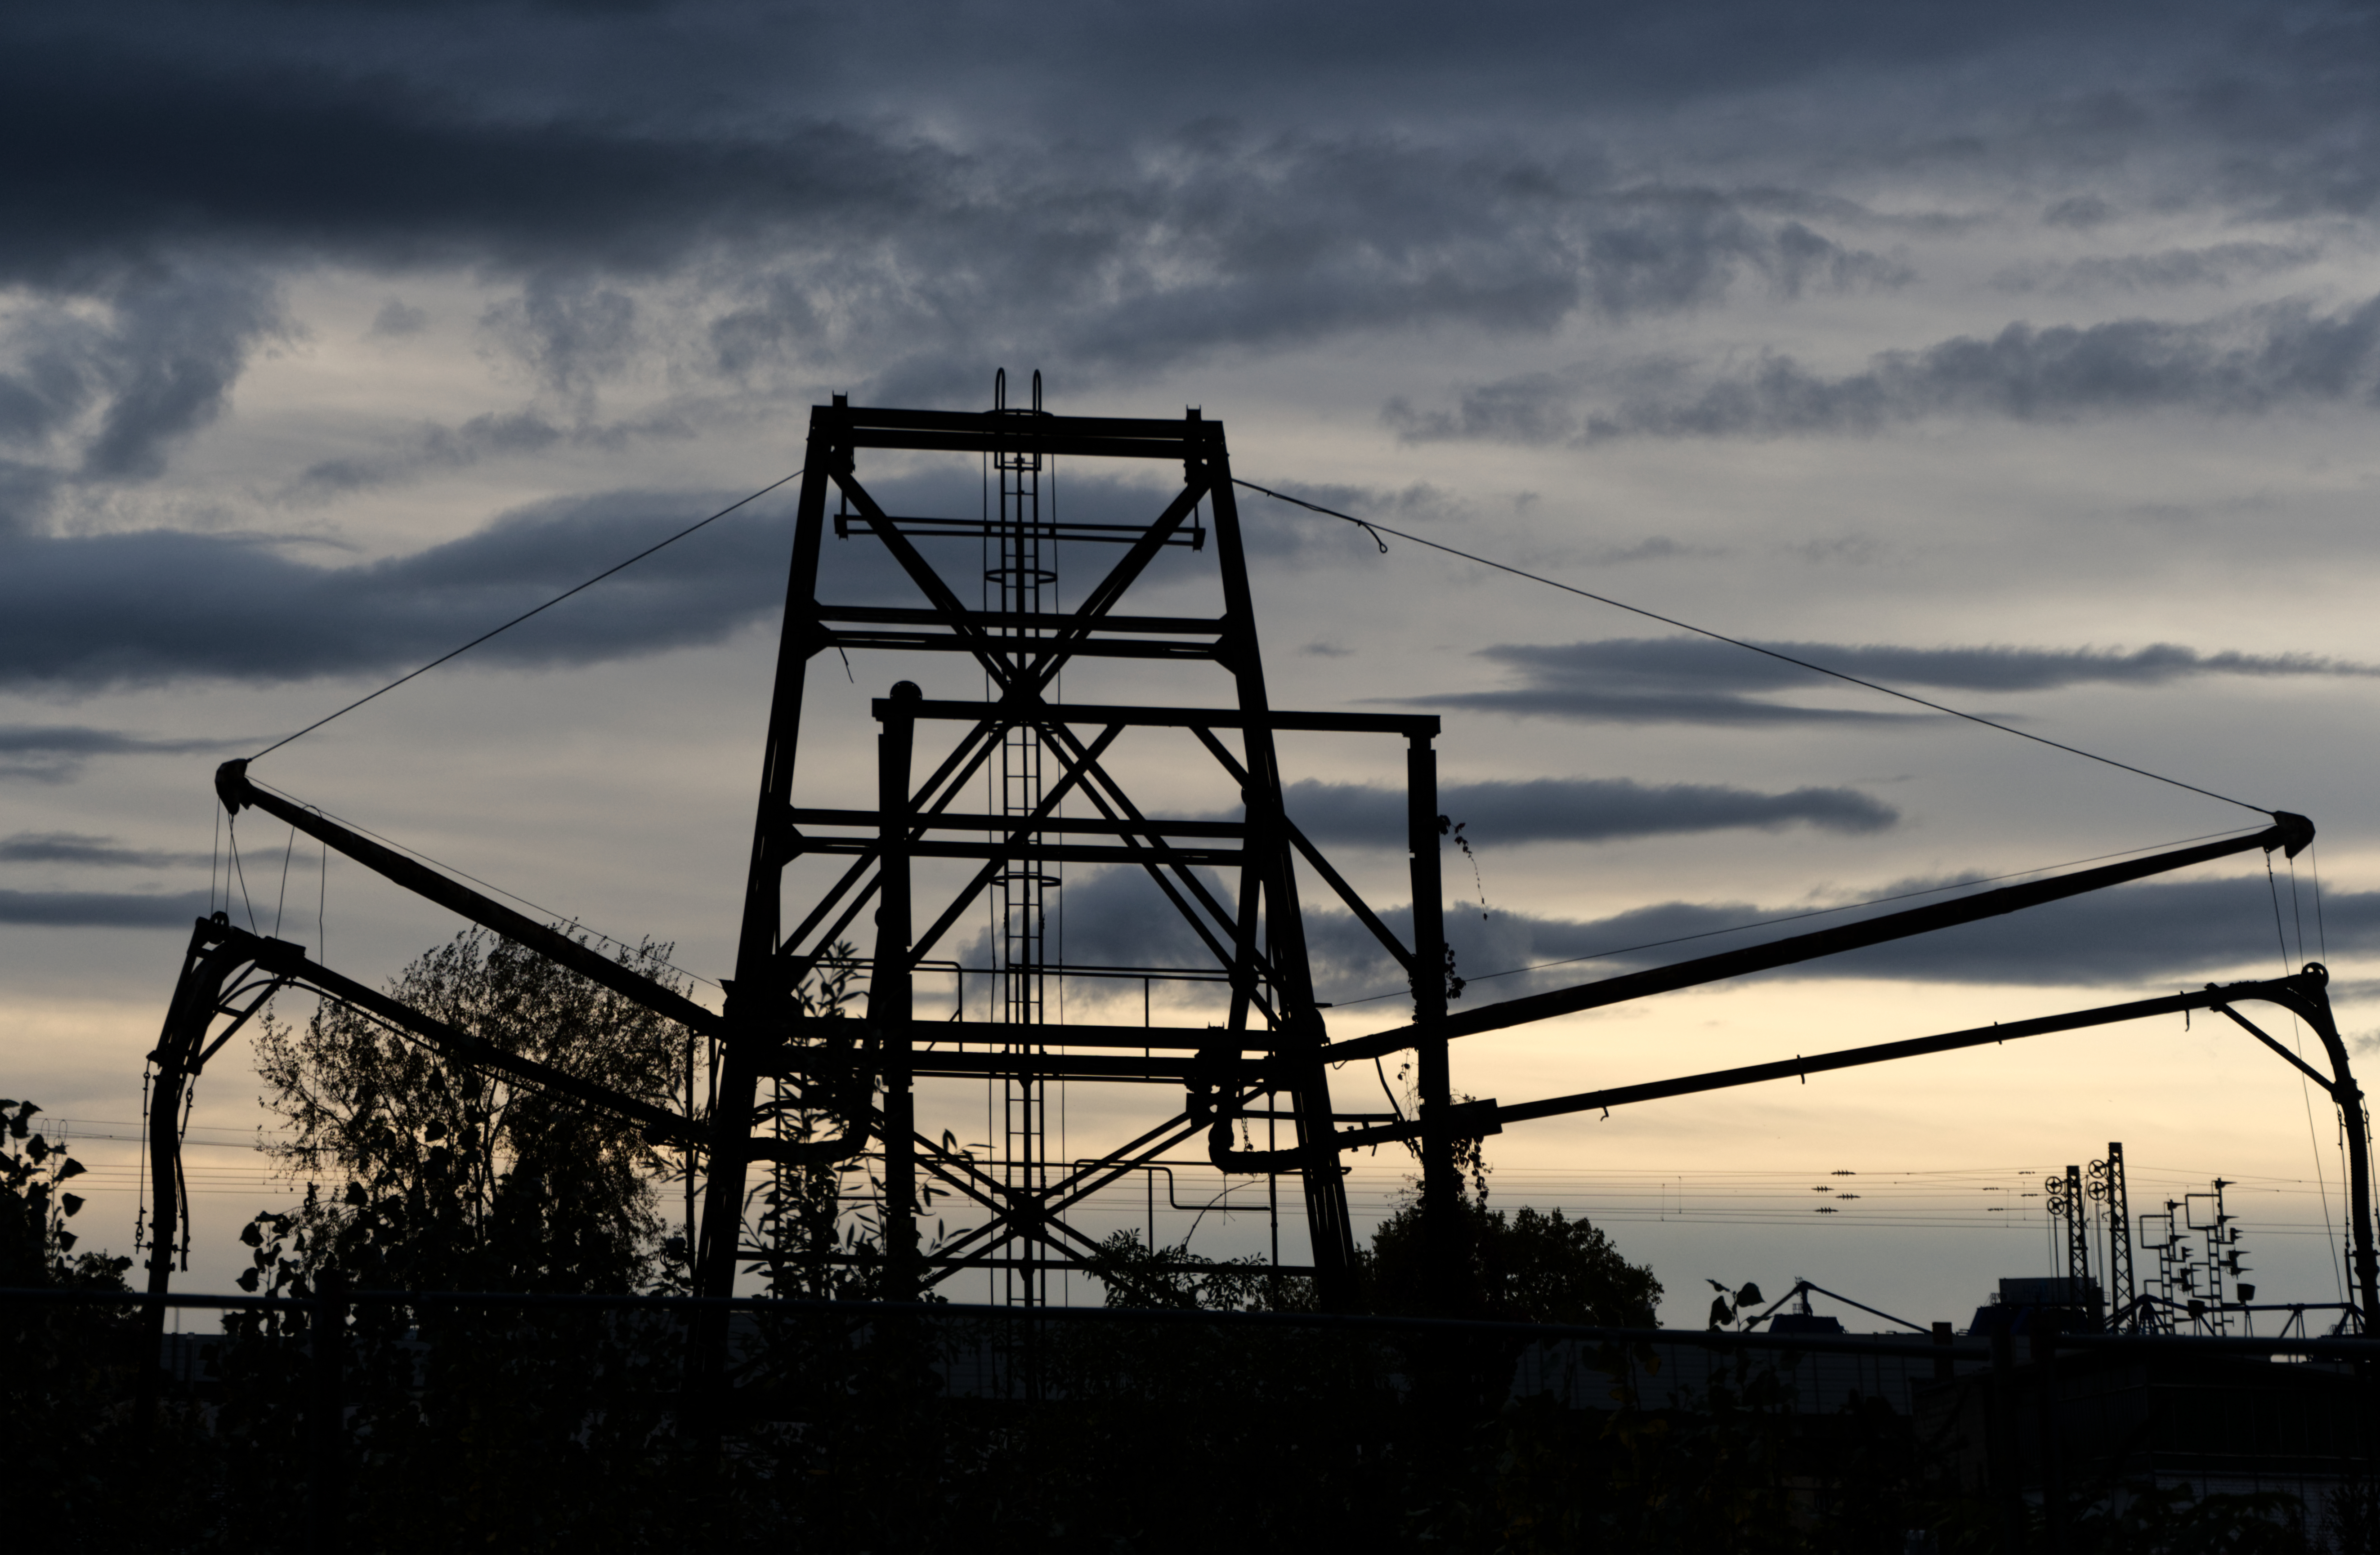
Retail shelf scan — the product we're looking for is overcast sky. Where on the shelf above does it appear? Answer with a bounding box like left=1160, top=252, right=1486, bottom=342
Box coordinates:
left=6, top=0, right=2378, bottom=1318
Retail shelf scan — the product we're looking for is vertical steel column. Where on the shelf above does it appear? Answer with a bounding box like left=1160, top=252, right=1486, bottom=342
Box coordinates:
left=874, top=682, right=920, bottom=1298
left=1203, top=428, right=1358, bottom=1305
left=139, top=926, right=247, bottom=1430
left=1407, top=735, right=1458, bottom=1310
left=700, top=414, right=841, bottom=1310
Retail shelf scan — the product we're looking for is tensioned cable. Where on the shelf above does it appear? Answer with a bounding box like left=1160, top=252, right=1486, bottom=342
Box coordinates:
left=1234, top=478, right=2273, bottom=817
left=248, top=468, right=805, bottom=762
left=249, top=776, right=721, bottom=992
left=1323, top=825, right=2265, bottom=1008
left=2267, top=852, right=2345, bottom=1302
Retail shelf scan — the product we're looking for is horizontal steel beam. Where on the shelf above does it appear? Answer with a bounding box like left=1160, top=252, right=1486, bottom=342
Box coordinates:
left=798, top=837, right=1243, bottom=866
left=826, top=632, right=1218, bottom=661
left=875, top=698, right=1441, bottom=737
left=817, top=605, right=1225, bottom=636
left=769, top=1019, right=1276, bottom=1056
left=832, top=516, right=1204, bottom=548
left=913, top=1055, right=1209, bottom=1082
left=828, top=405, right=1220, bottom=443
left=787, top=806, right=1245, bottom=839
left=847, top=430, right=1197, bottom=460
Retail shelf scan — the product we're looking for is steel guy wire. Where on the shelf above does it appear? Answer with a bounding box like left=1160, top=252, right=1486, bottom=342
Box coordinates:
left=271, top=823, right=295, bottom=938
left=2268, top=851, right=2346, bottom=1300
left=248, top=468, right=804, bottom=762
left=1235, top=478, right=2276, bottom=817
left=246, top=776, right=721, bottom=992
left=227, top=818, right=256, bottom=934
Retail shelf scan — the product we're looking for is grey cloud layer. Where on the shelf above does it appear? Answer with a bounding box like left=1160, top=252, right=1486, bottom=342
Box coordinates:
left=1389, top=295, right=2380, bottom=445
left=0, top=494, right=797, bottom=689
left=0, top=4, right=2369, bottom=514
left=0, top=266, right=291, bottom=531
left=0, top=32, right=1906, bottom=409
left=1418, top=874, right=2359, bottom=995
left=1416, top=637, right=2376, bottom=725
left=0, top=832, right=210, bottom=868
left=0, top=889, right=210, bottom=928
left=1280, top=777, right=1896, bottom=847
left=1991, top=241, right=2322, bottom=297
left=0, top=725, right=245, bottom=782
left=1023, top=865, right=2364, bottom=1007
left=0, top=468, right=1244, bottom=690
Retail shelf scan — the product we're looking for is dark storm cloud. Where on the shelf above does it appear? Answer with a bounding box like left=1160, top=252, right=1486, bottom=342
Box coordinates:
left=2, top=4, right=2363, bottom=488
left=0, top=36, right=943, bottom=284
left=707, top=157, right=1912, bottom=408
left=0, top=4, right=2367, bottom=303
left=0, top=266, right=289, bottom=484
left=1388, top=294, right=2380, bottom=444
left=0, top=832, right=211, bottom=868
left=0, top=889, right=211, bottom=928
left=1278, top=777, right=1897, bottom=847
left=0, top=725, right=245, bottom=783
left=58, top=1, right=2330, bottom=164
left=0, top=492, right=817, bottom=690
left=1408, top=635, right=2376, bottom=727
left=0, top=467, right=1241, bottom=689
left=0, top=18, right=1924, bottom=418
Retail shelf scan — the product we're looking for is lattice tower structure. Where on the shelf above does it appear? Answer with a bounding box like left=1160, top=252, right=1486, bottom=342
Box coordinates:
left=692, top=379, right=1448, bottom=1318
left=2088, top=1143, right=2138, bottom=1326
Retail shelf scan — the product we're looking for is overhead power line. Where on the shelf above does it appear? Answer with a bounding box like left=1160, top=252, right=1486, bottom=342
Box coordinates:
left=1234, top=478, right=2274, bottom=818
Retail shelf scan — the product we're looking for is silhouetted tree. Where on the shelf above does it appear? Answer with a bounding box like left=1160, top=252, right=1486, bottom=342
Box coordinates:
left=0, top=1098, right=128, bottom=1289
left=741, top=942, right=879, bottom=1298
left=251, top=926, right=690, bottom=1293
left=1364, top=1194, right=1662, bottom=1325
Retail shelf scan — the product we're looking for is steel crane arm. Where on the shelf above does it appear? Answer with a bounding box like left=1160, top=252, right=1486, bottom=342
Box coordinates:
left=213, top=760, right=725, bottom=1041
left=1323, top=813, right=2313, bottom=1066
left=1316, top=970, right=2327, bottom=1152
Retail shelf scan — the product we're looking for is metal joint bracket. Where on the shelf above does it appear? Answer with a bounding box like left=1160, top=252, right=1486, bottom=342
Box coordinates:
left=1423, top=1098, right=1503, bottom=1139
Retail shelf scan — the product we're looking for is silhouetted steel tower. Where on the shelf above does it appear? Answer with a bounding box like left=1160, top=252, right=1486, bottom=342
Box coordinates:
left=693, top=375, right=1428, bottom=1312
